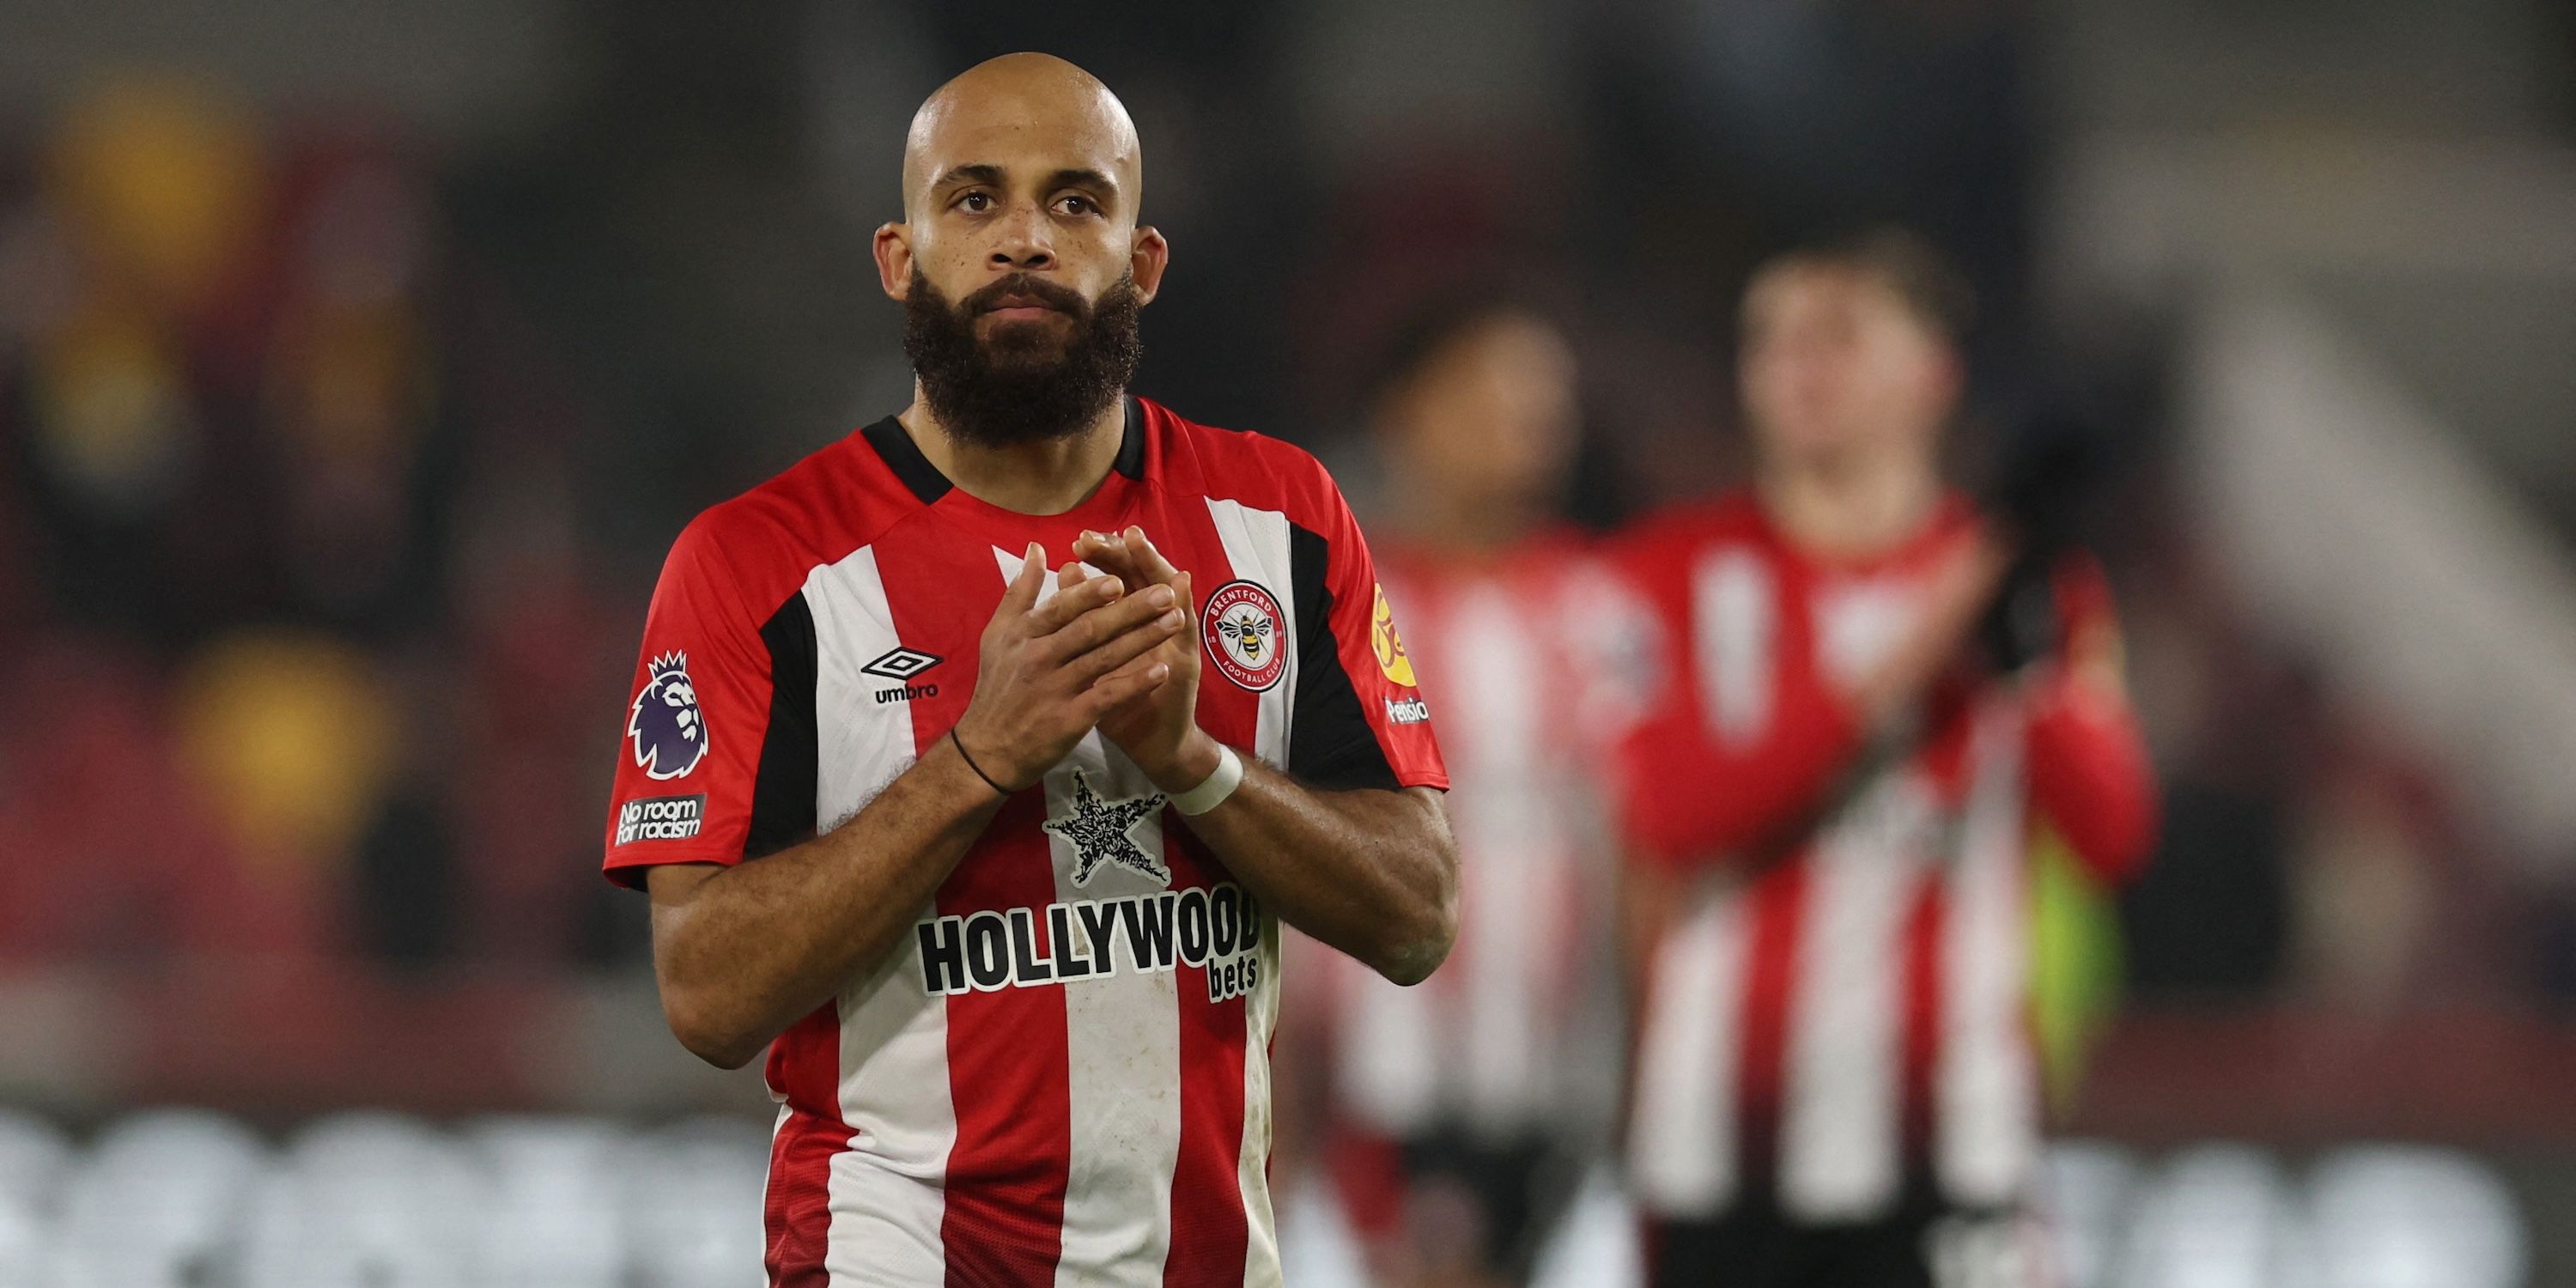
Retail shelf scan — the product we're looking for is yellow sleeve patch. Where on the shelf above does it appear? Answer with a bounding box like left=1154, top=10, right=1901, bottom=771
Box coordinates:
left=1370, top=583, right=1418, bottom=687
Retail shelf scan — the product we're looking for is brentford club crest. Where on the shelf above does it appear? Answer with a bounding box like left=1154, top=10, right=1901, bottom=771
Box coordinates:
left=1202, top=579, right=1286, bottom=691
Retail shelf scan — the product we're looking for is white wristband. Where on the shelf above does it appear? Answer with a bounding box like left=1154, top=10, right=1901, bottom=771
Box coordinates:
left=1167, top=744, right=1244, bottom=816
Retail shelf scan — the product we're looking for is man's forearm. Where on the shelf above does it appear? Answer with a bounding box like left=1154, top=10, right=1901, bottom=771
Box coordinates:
left=650, top=735, right=1003, bottom=1066
left=1174, top=759, right=1458, bottom=985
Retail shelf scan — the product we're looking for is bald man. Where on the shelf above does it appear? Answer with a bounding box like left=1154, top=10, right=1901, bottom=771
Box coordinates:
left=600, top=54, right=1459, bottom=1287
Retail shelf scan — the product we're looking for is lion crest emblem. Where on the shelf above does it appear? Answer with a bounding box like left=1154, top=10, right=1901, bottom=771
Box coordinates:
left=628, top=651, right=708, bottom=780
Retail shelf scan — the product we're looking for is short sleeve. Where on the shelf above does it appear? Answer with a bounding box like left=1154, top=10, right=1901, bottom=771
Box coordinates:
left=602, top=515, right=784, bottom=888
left=1285, top=486, right=1449, bottom=793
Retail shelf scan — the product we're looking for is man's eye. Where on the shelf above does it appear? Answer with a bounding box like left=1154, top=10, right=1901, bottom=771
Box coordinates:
left=1055, top=195, right=1096, bottom=216
left=960, top=191, right=992, bottom=212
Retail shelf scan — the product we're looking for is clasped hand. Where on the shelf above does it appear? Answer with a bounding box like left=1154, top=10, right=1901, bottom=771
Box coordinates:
left=950, top=527, right=1219, bottom=794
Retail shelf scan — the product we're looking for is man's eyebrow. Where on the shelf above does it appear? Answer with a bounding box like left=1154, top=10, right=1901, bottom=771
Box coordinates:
left=1047, top=167, right=1118, bottom=197
left=932, top=162, right=1005, bottom=190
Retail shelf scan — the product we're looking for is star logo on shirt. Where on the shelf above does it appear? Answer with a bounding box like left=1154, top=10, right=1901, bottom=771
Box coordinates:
left=1044, top=770, right=1170, bottom=888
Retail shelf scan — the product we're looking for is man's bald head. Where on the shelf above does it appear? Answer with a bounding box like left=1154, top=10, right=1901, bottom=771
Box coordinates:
left=873, top=54, right=1168, bottom=452
left=902, top=53, right=1142, bottom=223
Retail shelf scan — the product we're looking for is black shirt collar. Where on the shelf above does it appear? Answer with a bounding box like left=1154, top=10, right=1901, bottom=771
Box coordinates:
left=863, top=397, right=1145, bottom=507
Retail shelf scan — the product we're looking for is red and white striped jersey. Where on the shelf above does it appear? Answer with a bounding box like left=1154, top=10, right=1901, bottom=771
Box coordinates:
left=601, top=398, right=1448, bottom=1287
left=1605, top=491, right=2154, bottom=1224
left=1321, top=535, right=1637, bottom=1141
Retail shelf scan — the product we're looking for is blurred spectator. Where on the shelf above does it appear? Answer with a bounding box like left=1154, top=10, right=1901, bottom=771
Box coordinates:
left=0, top=74, right=623, bottom=983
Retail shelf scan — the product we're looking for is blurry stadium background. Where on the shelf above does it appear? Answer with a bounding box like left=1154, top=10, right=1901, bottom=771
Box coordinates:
left=4, top=0, right=2576, bottom=1284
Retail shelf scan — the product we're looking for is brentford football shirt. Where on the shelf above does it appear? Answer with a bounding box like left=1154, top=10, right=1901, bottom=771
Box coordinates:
left=1603, top=491, right=2154, bottom=1226
left=1321, top=535, right=1639, bottom=1144
left=603, top=397, right=1447, bottom=1288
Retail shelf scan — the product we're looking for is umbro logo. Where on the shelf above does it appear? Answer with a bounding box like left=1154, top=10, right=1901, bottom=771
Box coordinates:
left=862, top=647, right=943, bottom=681
left=864, top=647, right=944, bottom=705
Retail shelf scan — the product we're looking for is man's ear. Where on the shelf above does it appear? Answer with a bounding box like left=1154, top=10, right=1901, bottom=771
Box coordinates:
left=873, top=222, right=914, bottom=300
left=1129, top=226, right=1170, bottom=305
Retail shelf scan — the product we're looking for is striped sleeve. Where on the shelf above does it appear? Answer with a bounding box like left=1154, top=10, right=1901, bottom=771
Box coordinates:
left=1285, top=483, right=1449, bottom=793
left=601, top=512, right=816, bottom=886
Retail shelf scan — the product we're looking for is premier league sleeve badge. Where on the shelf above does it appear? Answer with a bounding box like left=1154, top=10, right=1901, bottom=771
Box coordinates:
left=628, top=650, right=710, bottom=780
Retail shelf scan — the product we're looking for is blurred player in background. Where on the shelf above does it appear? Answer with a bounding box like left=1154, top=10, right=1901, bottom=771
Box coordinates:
left=1305, top=299, right=1631, bottom=1288
left=1607, top=229, right=2157, bottom=1288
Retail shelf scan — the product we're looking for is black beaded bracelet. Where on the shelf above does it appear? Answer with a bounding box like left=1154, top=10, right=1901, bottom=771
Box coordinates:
left=949, top=726, right=1012, bottom=797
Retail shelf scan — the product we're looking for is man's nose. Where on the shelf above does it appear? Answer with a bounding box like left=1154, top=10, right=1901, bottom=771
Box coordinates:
left=988, top=201, right=1055, bottom=270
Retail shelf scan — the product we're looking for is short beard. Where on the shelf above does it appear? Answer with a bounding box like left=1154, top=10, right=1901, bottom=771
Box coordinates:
left=902, top=267, right=1143, bottom=449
